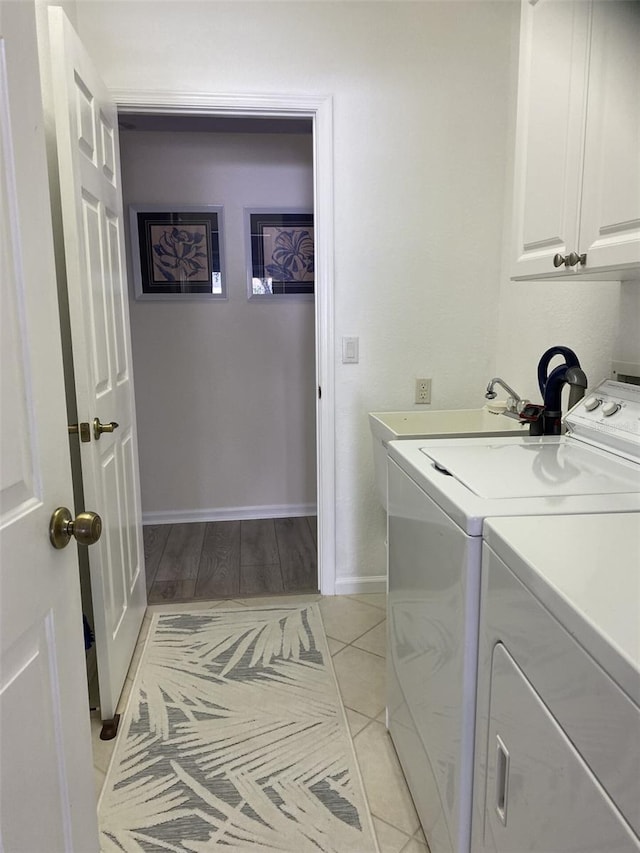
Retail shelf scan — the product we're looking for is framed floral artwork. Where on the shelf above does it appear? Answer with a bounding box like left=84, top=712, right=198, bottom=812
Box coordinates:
left=129, top=206, right=226, bottom=300
left=245, top=209, right=314, bottom=299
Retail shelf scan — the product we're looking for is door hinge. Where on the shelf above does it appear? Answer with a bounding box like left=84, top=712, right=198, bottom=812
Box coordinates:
left=318, top=385, right=322, bottom=399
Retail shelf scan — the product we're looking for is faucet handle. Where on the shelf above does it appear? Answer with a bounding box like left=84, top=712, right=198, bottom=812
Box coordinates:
left=505, top=397, right=529, bottom=415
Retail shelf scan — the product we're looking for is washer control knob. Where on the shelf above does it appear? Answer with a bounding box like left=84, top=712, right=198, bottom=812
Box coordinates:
left=601, top=401, right=621, bottom=417
left=583, top=395, right=601, bottom=411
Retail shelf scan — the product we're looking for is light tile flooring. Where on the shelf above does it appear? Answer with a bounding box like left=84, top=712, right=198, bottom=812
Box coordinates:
left=91, top=593, right=430, bottom=853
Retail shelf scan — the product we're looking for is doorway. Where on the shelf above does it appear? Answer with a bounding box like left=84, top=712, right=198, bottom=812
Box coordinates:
left=114, top=93, right=335, bottom=594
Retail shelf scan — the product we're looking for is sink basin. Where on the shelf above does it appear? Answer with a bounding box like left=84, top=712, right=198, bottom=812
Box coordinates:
left=368, top=407, right=526, bottom=444
left=369, top=407, right=526, bottom=509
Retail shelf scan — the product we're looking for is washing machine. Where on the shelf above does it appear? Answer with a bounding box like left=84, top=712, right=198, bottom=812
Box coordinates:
left=472, top=512, right=640, bottom=852
left=386, top=379, right=640, bottom=853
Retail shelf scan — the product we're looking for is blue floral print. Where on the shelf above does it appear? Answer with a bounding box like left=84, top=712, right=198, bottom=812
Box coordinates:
left=266, top=228, right=314, bottom=281
left=152, top=227, right=207, bottom=282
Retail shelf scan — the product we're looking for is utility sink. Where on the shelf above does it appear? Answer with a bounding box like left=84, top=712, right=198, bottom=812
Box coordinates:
left=369, top=407, right=526, bottom=444
left=369, top=407, right=526, bottom=509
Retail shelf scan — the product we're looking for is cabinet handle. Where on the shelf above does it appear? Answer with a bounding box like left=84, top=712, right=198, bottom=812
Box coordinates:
left=567, top=251, right=587, bottom=267
left=495, top=735, right=510, bottom=826
left=553, top=252, right=587, bottom=269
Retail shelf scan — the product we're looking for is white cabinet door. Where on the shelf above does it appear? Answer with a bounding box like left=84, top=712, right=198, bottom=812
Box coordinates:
left=47, top=7, right=147, bottom=723
left=0, top=1, right=98, bottom=850
left=579, top=1, right=640, bottom=274
left=511, top=0, right=640, bottom=281
left=511, top=0, right=589, bottom=279
left=481, top=644, right=639, bottom=853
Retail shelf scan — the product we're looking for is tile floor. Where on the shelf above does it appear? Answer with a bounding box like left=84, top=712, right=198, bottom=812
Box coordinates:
left=91, top=593, right=430, bottom=853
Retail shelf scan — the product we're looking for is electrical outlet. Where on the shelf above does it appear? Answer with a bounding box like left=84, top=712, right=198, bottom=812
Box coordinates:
left=415, top=377, right=432, bottom=404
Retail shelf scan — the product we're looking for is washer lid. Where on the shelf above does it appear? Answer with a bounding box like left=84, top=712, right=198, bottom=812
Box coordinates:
left=420, top=438, right=640, bottom=499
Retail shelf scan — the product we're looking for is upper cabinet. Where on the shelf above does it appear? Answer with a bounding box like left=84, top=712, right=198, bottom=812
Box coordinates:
left=511, top=0, right=640, bottom=281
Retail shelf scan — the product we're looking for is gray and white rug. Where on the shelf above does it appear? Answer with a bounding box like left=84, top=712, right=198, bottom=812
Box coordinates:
left=99, top=605, right=379, bottom=852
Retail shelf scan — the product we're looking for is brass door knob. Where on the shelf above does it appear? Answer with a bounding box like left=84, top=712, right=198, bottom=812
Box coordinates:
left=49, top=507, right=102, bottom=549
left=93, top=418, right=119, bottom=440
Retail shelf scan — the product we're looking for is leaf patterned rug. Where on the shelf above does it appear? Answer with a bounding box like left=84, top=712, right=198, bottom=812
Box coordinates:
left=98, top=605, right=379, bottom=852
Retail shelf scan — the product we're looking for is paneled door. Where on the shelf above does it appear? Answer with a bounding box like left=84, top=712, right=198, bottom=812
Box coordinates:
left=47, top=7, right=146, bottom=723
left=0, top=1, right=99, bottom=849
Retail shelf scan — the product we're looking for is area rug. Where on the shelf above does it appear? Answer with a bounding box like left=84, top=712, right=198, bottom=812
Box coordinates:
left=98, top=605, right=379, bottom=852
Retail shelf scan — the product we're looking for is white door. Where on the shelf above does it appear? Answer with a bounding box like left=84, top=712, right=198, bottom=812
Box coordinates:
left=0, top=2, right=99, bottom=850
left=47, top=7, right=146, bottom=723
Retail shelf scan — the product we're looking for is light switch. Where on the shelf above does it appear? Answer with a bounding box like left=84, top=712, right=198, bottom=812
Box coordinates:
left=342, top=336, right=359, bottom=364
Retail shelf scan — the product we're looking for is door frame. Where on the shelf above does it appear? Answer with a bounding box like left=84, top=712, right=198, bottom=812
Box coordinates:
left=113, top=89, right=336, bottom=596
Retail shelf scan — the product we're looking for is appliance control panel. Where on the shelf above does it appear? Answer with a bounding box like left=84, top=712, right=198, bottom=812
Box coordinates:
left=565, top=380, right=640, bottom=460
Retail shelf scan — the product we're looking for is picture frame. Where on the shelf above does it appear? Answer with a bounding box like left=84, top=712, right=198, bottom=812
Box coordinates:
left=129, top=205, right=226, bottom=300
left=245, top=209, right=314, bottom=299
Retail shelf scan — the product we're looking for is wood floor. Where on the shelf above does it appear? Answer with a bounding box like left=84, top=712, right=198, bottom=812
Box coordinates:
left=144, top=517, right=318, bottom=603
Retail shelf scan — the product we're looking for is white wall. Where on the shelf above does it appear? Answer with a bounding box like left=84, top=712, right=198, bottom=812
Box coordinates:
left=75, top=0, right=633, bottom=589
left=76, top=0, right=519, bottom=588
left=120, top=129, right=316, bottom=521
left=614, top=282, right=640, bottom=370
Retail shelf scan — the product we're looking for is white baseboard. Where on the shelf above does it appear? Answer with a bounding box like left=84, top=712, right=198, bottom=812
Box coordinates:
left=334, top=574, right=387, bottom=596
left=142, top=503, right=317, bottom=526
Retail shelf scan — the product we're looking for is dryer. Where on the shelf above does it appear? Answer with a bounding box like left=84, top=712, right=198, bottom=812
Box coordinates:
left=473, top=513, right=640, bottom=852
left=386, top=379, right=640, bottom=853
